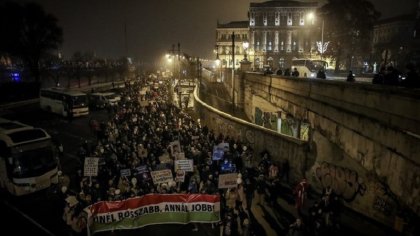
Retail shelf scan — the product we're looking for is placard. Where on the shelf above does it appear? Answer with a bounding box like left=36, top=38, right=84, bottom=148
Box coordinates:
left=212, top=146, right=224, bottom=161
left=84, top=157, right=99, bottom=177
left=218, top=173, right=238, bottom=189
left=120, top=168, right=131, bottom=177
left=174, top=159, right=194, bottom=172
left=175, top=170, right=185, bottom=182
left=151, top=169, right=173, bottom=185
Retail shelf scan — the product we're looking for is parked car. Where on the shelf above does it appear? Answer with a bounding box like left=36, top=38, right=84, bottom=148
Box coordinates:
left=89, top=92, right=121, bottom=109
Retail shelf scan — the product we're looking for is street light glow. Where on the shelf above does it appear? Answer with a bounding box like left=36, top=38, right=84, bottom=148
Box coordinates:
left=306, top=12, right=329, bottom=59
left=242, top=41, right=249, bottom=50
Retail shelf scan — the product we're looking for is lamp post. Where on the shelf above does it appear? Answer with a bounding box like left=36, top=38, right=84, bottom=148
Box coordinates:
left=308, top=12, right=329, bottom=60
left=316, top=20, right=329, bottom=61
left=320, top=19, right=325, bottom=60
left=231, top=32, right=235, bottom=112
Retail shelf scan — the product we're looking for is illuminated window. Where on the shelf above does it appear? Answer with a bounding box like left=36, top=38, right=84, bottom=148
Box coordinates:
left=250, top=12, right=255, bottom=26
left=299, top=12, right=304, bottom=26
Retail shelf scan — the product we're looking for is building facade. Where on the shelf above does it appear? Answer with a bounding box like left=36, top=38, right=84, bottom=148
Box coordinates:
left=372, top=13, right=419, bottom=71
left=249, top=0, right=318, bottom=70
left=215, top=21, right=249, bottom=69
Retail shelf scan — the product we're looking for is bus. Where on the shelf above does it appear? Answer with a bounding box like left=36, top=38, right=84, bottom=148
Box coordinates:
left=40, top=88, right=89, bottom=117
left=0, top=118, right=59, bottom=196
left=291, top=59, right=328, bottom=78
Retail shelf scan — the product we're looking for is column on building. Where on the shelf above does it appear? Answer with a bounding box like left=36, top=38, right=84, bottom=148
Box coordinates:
left=274, top=31, right=279, bottom=52
left=286, top=30, right=292, bottom=52
left=263, top=31, right=267, bottom=52
left=267, top=31, right=272, bottom=51
left=298, top=29, right=304, bottom=53
left=251, top=30, right=255, bottom=51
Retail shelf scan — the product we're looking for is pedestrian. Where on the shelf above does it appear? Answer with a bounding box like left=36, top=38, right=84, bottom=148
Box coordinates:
left=281, top=159, right=290, bottom=183
left=383, top=66, right=400, bottom=86
left=294, top=178, right=309, bottom=215
left=254, top=174, right=266, bottom=205
left=288, top=218, right=307, bottom=236
left=316, top=69, right=326, bottom=79
left=346, top=71, right=355, bottom=82
left=292, top=68, right=300, bottom=77
left=372, top=67, right=385, bottom=84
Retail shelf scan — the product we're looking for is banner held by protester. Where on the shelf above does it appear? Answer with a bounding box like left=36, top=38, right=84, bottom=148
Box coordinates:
left=85, top=194, right=220, bottom=235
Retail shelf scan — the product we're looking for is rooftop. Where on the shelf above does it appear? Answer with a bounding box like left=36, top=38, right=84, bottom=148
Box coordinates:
left=217, top=21, right=249, bottom=29
left=250, top=0, right=318, bottom=8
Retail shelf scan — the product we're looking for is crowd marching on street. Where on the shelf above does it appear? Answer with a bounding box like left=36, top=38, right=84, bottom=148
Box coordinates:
left=56, top=75, right=346, bottom=236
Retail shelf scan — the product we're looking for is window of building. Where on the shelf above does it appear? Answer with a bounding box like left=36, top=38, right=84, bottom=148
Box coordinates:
left=263, top=13, right=267, bottom=26
left=287, top=13, right=292, bottom=26
left=275, top=12, right=280, bottom=26
left=250, top=12, right=255, bottom=26
left=279, top=57, right=285, bottom=68
left=280, top=41, right=284, bottom=51
left=299, top=12, right=304, bottom=26
left=268, top=42, right=272, bottom=51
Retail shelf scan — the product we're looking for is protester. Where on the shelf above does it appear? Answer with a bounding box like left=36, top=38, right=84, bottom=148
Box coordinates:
left=346, top=71, right=355, bottom=82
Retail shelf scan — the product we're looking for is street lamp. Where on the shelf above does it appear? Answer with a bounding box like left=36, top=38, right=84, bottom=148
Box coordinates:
left=316, top=19, right=329, bottom=60
left=231, top=32, right=235, bottom=112
left=307, top=12, right=329, bottom=60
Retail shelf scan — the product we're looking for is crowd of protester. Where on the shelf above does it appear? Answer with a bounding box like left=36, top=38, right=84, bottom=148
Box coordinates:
left=55, top=75, right=347, bottom=236
left=56, top=76, right=258, bottom=235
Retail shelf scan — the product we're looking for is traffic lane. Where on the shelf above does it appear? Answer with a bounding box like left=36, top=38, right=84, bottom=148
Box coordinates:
left=1, top=189, right=69, bottom=236
left=0, top=105, right=111, bottom=235
left=1, top=199, right=57, bottom=236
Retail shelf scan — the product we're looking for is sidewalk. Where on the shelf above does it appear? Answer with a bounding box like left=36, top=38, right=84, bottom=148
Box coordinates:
left=251, top=182, right=401, bottom=236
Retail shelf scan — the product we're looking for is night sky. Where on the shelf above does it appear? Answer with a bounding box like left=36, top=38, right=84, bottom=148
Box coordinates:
left=13, top=0, right=419, bottom=64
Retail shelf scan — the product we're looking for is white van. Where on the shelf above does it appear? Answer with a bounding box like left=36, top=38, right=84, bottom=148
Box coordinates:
left=291, top=59, right=327, bottom=78
left=89, top=92, right=121, bottom=109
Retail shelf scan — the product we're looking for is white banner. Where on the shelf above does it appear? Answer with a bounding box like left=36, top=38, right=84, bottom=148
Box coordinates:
left=174, top=159, right=194, bottom=172
left=84, top=157, right=99, bottom=177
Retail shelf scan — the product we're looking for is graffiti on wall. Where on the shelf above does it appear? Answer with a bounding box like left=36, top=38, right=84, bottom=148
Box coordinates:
left=372, top=196, right=392, bottom=215
left=211, top=113, right=259, bottom=145
left=213, top=116, right=243, bottom=142
left=245, top=130, right=255, bottom=144
left=314, top=162, right=367, bottom=202
left=371, top=181, right=399, bottom=216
